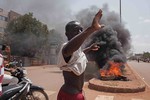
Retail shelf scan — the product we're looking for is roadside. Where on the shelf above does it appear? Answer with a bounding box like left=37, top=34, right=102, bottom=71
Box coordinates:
left=83, top=61, right=150, bottom=100
left=25, top=61, right=150, bottom=100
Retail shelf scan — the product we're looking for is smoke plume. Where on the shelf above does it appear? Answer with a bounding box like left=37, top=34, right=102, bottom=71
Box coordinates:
left=0, top=1, right=131, bottom=66
left=76, top=4, right=131, bottom=68
left=0, top=0, right=73, bottom=33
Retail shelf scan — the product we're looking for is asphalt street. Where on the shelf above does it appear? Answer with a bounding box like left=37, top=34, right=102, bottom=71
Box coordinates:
left=25, top=61, right=150, bottom=100
left=128, top=61, right=150, bottom=88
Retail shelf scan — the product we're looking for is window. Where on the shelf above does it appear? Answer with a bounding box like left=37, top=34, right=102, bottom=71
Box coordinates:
left=0, top=15, right=7, bottom=21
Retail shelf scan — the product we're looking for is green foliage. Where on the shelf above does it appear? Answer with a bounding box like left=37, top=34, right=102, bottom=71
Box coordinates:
left=5, top=13, right=49, bottom=57
left=143, top=52, right=150, bottom=59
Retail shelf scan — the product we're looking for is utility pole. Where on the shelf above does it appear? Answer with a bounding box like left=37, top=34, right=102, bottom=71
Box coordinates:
left=119, top=0, right=122, bottom=23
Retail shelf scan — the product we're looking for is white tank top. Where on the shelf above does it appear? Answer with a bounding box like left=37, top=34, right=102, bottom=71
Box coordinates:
left=57, top=43, right=88, bottom=76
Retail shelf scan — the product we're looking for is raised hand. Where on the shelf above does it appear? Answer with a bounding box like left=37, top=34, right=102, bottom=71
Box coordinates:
left=91, top=9, right=104, bottom=30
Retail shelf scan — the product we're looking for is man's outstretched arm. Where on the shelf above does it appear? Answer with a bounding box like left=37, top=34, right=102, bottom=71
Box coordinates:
left=63, top=9, right=104, bottom=57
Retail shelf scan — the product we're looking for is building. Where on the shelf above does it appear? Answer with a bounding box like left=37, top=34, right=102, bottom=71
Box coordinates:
left=0, top=8, right=59, bottom=65
left=0, top=8, right=8, bottom=39
left=0, top=8, right=21, bottom=40
left=8, top=10, right=21, bottom=22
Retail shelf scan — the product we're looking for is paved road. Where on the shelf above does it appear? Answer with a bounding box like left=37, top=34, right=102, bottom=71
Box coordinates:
left=25, top=63, right=150, bottom=100
left=25, top=65, right=64, bottom=99
left=128, top=61, right=150, bottom=87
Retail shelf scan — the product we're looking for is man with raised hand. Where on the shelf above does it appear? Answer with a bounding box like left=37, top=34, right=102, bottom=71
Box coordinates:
left=57, top=9, right=104, bottom=100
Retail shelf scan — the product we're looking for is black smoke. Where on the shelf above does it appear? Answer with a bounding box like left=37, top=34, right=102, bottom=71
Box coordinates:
left=0, top=0, right=73, bottom=34
left=76, top=4, right=131, bottom=68
left=87, top=27, right=127, bottom=68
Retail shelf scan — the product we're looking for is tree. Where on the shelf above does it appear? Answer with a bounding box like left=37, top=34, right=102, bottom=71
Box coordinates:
left=143, top=52, right=150, bottom=59
left=4, top=13, right=49, bottom=57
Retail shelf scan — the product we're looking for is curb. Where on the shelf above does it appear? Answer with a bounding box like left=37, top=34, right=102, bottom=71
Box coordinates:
left=88, top=63, right=146, bottom=93
left=88, top=78, right=146, bottom=93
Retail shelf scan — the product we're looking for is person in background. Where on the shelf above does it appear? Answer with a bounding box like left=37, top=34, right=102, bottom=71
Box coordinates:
left=57, top=9, right=104, bottom=100
left=0, top=44, right=7, bottom=96
left=2, top=45, right=18, bottom=86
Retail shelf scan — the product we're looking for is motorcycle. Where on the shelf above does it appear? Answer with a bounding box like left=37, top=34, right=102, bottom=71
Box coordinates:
left=1, top=65, right=49, bottom=100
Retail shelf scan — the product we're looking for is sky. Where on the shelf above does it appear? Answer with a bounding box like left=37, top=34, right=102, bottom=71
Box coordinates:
left=0, top=0, right=150, bottom=54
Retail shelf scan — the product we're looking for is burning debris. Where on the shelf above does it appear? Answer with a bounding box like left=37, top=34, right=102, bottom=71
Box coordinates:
left=87, top=27, right=130, bottom=81
left=100, top=61, right=123, bottom=78
left=100, top=61, right=129, bottom=81
left=76, top=5, right=131, bottom=81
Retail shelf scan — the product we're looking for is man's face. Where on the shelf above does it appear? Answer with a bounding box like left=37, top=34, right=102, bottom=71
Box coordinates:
left=72, top=25, right=83, bottom=36
left=65, top=21, right=83, bottom=40
left=67, top=25, right=83, bottom=40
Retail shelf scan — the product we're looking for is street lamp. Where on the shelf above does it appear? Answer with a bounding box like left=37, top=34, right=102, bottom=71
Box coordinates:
left=119, top=0, right=122, bottom=23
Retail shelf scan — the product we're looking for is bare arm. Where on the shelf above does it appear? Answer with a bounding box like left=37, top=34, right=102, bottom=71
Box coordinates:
left=83, top=47, right=91, bottom=54
left=63, top=9, right=104, bottom=57
left=83, top=43, right=100, bottom=53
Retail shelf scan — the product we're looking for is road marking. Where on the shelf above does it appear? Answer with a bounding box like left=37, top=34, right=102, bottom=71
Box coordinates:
left=128, top=64, right=150, bottom=88
left=95, top=95, right=114, bottom=100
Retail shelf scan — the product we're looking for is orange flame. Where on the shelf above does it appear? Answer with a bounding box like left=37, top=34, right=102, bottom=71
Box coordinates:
left=100, top=61, right=123, bottom=77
